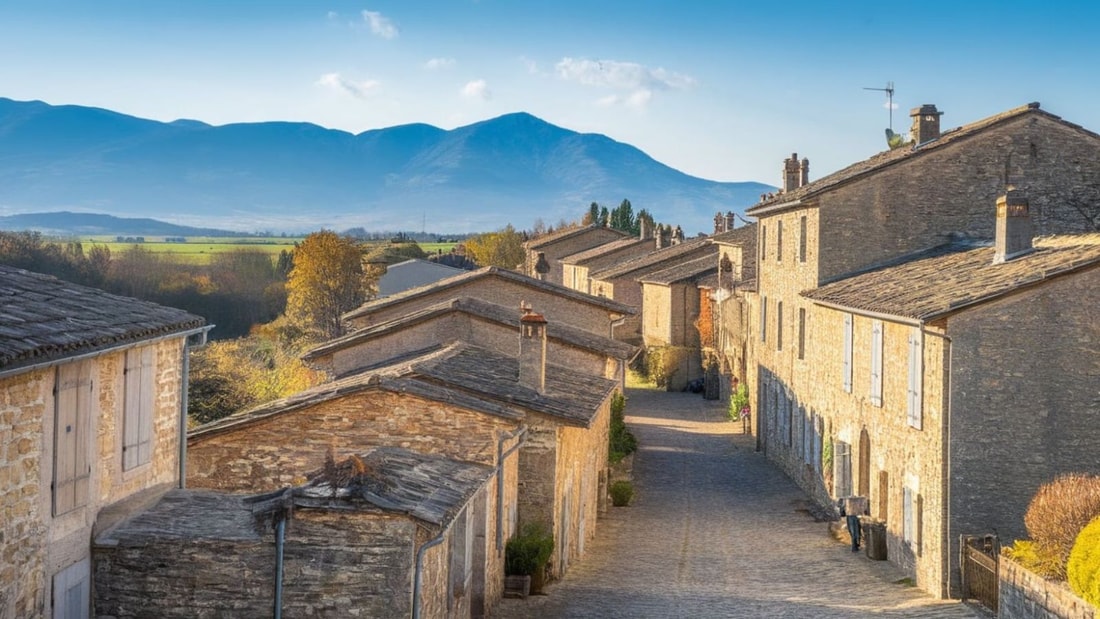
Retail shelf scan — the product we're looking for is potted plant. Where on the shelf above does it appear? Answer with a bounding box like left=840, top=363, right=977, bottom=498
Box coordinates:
left=504, top=522, right=554, bottom=596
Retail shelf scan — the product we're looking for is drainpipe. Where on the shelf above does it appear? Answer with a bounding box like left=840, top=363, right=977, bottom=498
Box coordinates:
left=178, top=329, right=209, bottom=489
left=273, top=489, right=293, bottom=619
left=412, top=527, right=450, bottom=619
left=496, top=427, right=529, bottom=551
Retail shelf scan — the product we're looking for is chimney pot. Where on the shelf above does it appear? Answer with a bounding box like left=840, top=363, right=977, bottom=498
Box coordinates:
left=993, top=190, right=1033, bottom=263
left=799, top=157, right=810, bottom=187
left=518, top=305, right=547, bottom=394
left=783, top=153, right=801, bottom=192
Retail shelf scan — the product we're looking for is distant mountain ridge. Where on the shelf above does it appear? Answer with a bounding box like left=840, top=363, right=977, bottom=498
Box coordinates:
left=0, top=97, right=774, bottom=234
left=0, top=212, right=240, bottom=237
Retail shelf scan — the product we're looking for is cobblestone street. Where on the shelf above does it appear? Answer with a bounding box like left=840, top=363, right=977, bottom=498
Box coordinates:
left=496, top=387, right=984, bottom=619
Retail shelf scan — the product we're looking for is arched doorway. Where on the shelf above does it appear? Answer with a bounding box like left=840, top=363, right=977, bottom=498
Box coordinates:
left=858, top=428, right=871, bottom=498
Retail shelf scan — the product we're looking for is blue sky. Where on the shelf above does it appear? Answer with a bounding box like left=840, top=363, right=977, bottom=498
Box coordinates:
left=1, top=1, right=1097, bottom=186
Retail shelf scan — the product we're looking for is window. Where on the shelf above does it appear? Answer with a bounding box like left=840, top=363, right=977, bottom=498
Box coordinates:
left=123, top=346, right=156, bottom=470
left=776, top=220, right=783, bottom=262
left=903, top=484, right=921, bottom=551
left=760, top=297, right=767, bottom=342
left=842, top=314, right=853, bottom=393
left=449, top=506, right=473, bottom=598
left=54, top=362, right=93, bottom=516
left=799, top=215, right=808, bottom=263
left=761, top=224, right=767, bottom=261
left=53, top=558, right=90, bottom=619
left=797, top=308, right=806, bottom=360
left=903, top=487, right=914, bottom=544
left=833, top=441, right=852, bottom=499
left=907, top=329, right=923, bottom=429
left=776, top=301, right=783, bottom=351
left=870, top=320, right=883, bottom=407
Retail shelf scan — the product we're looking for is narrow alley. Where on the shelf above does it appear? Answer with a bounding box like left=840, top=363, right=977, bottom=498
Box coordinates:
left=496, top=388, right=983, bottom=619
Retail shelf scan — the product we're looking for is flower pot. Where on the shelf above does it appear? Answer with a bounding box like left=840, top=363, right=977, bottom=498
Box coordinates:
left=503, top=574, right=530, bottom=599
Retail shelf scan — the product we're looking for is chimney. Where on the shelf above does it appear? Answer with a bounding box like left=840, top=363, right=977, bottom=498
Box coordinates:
left=533, top=252, right=550, bottom=280
left=640, top=217, right=652, bottom=240
left=518, top=302, right=547, bottom=394
left=713, top=212, right=724, bottom=235
left=910, top=104, right=943, bottom=145
left=656, top=224, right=670, bottom=249
left=725, top=211, right=736, bottom=232
left=993, top=189, right=1033, bottom=263
left=783, top=153, right=801, bottom=192
left=672, top=226, right=684, bottom=245
left=799, top=157, right=810, bottom=187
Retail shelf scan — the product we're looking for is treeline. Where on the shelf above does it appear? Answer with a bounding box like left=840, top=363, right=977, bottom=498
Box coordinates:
left=0, top=231, right=288, bottom=340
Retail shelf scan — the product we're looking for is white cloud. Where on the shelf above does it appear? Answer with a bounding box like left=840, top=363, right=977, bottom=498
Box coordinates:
left=461, top=79, right=491, bottom=101
left=362, top=10, right=398, bottom=39
left=520, top=56, right=539, bottom=75
left=315, top=73, right=380, bottom=99
left=424, top=57, right=456, bottom=70
left=884, top=100, right=899, bottom=110
left=554, top=57, right=695, bottom=107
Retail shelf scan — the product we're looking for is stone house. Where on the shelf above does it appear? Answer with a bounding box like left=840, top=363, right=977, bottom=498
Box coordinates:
left=95, top=447, right=500, bottom=619
left=523, top=225, right=629, bottom=285
left=343, top=265, right=635, bottom=340
left=745, top=102, right=1100, bottom=598
left=377, top=258, right=466, bottom=297
left=302, top=296, right=637, bottom=387
left=589, top=237, right=714, bottom=343
left=189, top=311, right=615, bottom=582
left=708, top=224, right=758, bottom=398
left=636, top=255, right=718, bottom=390
left=0, top=266, right=207, bottom=618
left=560, top=231, right=655, bottom=295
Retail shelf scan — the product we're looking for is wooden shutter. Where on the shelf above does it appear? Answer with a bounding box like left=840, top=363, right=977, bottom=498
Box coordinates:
left=907, top=330, right=923, bottom=429
left=903, top=487, right=914, bottom=544
left=123, top=347, right=155, bottom=470
left=870, top=320, right=883, bottom=407
left=53, top=558, right=90, bottom=619
left=842, top=314, right=853, bottom=393
left=833, top=441, right=852, bottom=499
left=53, top=362, right=92, bottom=516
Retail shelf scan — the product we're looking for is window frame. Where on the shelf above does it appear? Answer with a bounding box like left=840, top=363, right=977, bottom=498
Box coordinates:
left=870, top=320, right=883, bottom=407
left=53, top=361, right=93, bottom=517
left=906, top=329, right=923, bottom=429
left=842, top=314, right=853, bottom=393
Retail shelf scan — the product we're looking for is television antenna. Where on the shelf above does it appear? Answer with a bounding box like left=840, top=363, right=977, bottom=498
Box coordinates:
left=863, top=81, right=895, bottom=131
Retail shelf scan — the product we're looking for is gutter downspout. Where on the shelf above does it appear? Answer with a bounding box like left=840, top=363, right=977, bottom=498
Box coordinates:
left=412, top=526, right=450, bottom=619
left=496, top=427, right=529, bottom=551
left=178, top=329, right=210, bottom=489
left=273, top=489, right=293, bottom=619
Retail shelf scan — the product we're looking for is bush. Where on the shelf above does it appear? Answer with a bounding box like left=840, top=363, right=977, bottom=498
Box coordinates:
left=610, top=480, right=634, bottom=507
left=1024, top=474, right=1100, bottom=579
left=1068, top=515, right=1100, bottom=608
left=642, top=346, right=691, bottom=389
left=728, top=383, right=749, bottom=421
left=505, top=523, right=554, bottom=576
left=1004, top=540, right=1065, bottom=579
left=608, top=391, right=637, bottom=464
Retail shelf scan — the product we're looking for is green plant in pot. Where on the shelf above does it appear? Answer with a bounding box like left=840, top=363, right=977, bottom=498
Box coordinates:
left=505, top=522, right=555, bottom=595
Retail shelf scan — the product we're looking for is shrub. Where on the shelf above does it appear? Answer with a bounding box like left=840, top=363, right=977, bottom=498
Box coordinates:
left=643, top=346, right=692, bottom=389
left=505, top=523, right=554, bottom=576
left=608, top=391, right=637, bottom=464
left=1024, top=474, right=1100, bottom=579
left=610, top=480, right=634, bottom=507
left=1004, top=540, right=1065, bottom=579
left=728, top=383, right=749, bottom=421
left=1068, top=515, right=1100, bottom=608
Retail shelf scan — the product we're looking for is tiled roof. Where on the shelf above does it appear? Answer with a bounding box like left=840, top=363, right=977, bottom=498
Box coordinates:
left=0, top=265, right=206, bottom=374
left=748, top=104, right=1098, bottom=215
left=710, top=223, right=758, bottom=246
left=343, top=265, right=635, bottom=321
left=377, top=258, right=465, bottom=297
left=639, top=254, right=718, bottom=286
left=560, top=237, right=649, bottom=266
left=524, top=224, right=629, bottom=250
left=358, top=342, right=616, bottom=427
left=297, top=447, right=493, bottom=526
left=305, top=296, right=636, bottom=362
left=189, top=364, right=522, bottom=440
left=589, top=238, right=713, bottom=281
left=803, top=235, right=1100, bottom=320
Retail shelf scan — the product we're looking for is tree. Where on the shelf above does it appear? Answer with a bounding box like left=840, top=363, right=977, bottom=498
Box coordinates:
left=609, top=199, right=635, bottom=234
left=464, top=224, right=526, bottom=268
left=583, top=202, right=600, bottom=226
left=285, top=230, right=369, bottom=340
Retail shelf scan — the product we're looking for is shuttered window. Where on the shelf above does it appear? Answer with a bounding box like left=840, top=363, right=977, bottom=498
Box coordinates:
left=833, top=441, right=852, bottom=499
left=123, top=347, right=156, bottom=470
left=776, top=221, right=783, bottom=262
left=842, top=314, right=853, bottom=393
left=799, top=215, right=808, bottom=263
left=870, top=320, right=883, bottom=407
left=903, top=487, right=915, bottom=545
left=907, top=329, right=923, bottom=429
left=797, top=307, right=806, bottom=360
left=53, top=558, right=90, bottom=619
left=760, top=297, right=767, bottom=342
left=54, top=362, right=93, bottom=516
left=776, top=302, right=784, bottom=351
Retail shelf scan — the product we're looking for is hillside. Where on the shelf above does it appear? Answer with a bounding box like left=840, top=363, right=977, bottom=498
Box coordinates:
left=0, top=98, right=773, bottom=234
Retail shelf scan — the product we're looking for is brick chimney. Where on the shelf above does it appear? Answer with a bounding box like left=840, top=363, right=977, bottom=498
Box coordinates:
left=725, top=211, right=736, bottom=232
left=713, top=212, right=725, bottom=235
left=910, top=104, right=943, bottom=145
left=640, top=217, right=652, bottom=240
left=656, top=224, right=671, bottom=249
left=783, top=153, right=801, bottom=192
left=518, top=302, right=547, bottom=394
left=993, top=189, right=1034, bottom=264
left=672, top=226, right=684, bottom=245
left=533, top=252, right=550, bottom=280
left=800, top=157, right=810, bottom=187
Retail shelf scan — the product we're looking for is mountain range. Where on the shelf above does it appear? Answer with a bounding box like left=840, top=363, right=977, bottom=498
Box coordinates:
left=0, top=97, right=772, bottom=235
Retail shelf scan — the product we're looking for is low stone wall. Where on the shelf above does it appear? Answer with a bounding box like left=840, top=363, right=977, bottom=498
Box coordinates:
left=999, top=555, right=1097, bottom=619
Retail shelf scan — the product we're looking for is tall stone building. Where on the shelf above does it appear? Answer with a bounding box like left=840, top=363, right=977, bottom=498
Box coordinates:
left=743, top=102, right=1100, bottom=598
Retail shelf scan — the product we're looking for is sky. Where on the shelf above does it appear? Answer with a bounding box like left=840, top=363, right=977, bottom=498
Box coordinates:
left=1, top=1, right=1098, bottom=187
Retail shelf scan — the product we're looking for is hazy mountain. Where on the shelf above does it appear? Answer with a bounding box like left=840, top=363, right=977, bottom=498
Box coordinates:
left=0, top=212, right=240, bottom=237
left=0, top=98, right=773, bottom=234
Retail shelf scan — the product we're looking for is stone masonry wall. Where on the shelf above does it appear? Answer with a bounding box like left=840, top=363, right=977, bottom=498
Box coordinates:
left=999, top=555, right=1097, bottom=619
left=948, top=266, right=1100, bottom=594
left=0, top=369, right=49, bottom=619
left=818, top=114, right=1100, bottom=282
left=551, top=398, right=610, bottom=579
left=641, top=284, right=672, bottom=346
left=525, top=228, right=626, bottom=285
left=188, top=390, right=517, bottom=492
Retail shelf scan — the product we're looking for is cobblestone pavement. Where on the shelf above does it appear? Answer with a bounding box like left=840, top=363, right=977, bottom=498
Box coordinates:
left=496, top=388, right=986, bottom=619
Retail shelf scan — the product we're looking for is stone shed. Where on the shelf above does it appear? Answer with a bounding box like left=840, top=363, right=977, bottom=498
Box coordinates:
left=95, top=448, right=496, bottom=619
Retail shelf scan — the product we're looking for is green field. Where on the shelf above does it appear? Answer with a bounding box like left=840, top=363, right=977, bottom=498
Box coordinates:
left=75, top=236, right=456, bottom=264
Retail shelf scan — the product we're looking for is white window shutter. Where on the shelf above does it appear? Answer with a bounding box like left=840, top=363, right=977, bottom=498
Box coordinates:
left=54, top=362, right=92, bottom=516
left=870, top=320, right=883, bottom=407
left=842, top=314, right=853, bottom=393
left=907, top=330, right=923, bottom=429
left=123, top=347, right=156, bottom=470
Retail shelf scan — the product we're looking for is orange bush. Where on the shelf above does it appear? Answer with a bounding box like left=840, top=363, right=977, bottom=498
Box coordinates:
left=1024, top=474, right=1100, bottom=579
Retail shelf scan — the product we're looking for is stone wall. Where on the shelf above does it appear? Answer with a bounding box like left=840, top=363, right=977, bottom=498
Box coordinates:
left=552, top=398, right=610, bottom=578
left=999, top=555, right=1097, bottom=619
left=641, top=284, right=673, bottom=346
left=948, top=265, right=1100, bottom=594
left=525, top=228, right=626, bottom=285
left=188, top=390, right=517, bottom=492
